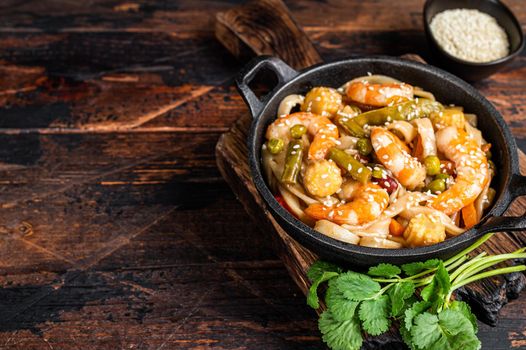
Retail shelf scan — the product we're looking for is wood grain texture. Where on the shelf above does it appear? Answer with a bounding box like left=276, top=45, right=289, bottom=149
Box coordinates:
left=0, top=0, right=523, bottom=349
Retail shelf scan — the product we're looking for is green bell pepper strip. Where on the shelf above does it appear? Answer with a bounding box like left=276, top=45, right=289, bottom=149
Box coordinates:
left=328, top=148, right=371, bottom=184
left=281, top=140, right=303, bottom=185
left=339, top=99, right=443, bottom=137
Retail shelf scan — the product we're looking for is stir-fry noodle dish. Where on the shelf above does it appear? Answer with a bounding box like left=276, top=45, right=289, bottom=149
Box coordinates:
left=262, top=75, right=496, bottom=249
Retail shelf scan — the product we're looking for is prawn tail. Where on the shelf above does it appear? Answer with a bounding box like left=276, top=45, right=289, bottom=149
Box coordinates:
left=304, top=204, right=332, bottom=222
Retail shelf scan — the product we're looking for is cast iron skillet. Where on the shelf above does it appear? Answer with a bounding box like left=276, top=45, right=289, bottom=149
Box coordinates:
left=236, top=55, right=526, bottom=266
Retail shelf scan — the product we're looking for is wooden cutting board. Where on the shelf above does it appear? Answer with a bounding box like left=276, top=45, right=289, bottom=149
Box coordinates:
left=215, top=0, right=526, bottom=346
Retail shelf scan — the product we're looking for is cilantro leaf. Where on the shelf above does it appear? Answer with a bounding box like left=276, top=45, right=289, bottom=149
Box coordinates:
left=420, top=262, right=451, bottom=312
left=399, top=295, right=418, bottom=318
left=410, top=312, right=442, bottom=348
left=319, top=310, right=363, bottom=350
left=401, top=259, right=440, bottom=276
left=307, top=261, right=342, bottom=282
left=410, top=310, right=480, bottom=350
left=438, top=309, right=481, bottom=350
left=449, top=301, right=478, bottom=333
left=368, top=263, right=401, bottom=278
left=358, top=294, right=391, bottom=335
left=404, top=301, right=431, bottom=331
left=307, top=271, right=339, bottom=309
left=388, top=281, right=415, bottom=317
left=335, top=272, right=381, bottom=301
left=399, top=319, right=416, bottom=350
left=325, top=280, right=360, bottom=321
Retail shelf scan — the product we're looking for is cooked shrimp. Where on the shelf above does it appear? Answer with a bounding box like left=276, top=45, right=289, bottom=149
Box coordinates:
left=304, top=183, right=389, bottom=225
left=346, top=81, right=413, bottom=107
left=430, top=127, right=489, bottom=215
left=266, top=112, right=339, bottom=160
left=370, top=128, right=426, bottom=190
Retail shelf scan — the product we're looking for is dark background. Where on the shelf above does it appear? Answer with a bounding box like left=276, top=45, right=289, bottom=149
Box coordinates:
left=0, top=1, right=524, bottom=349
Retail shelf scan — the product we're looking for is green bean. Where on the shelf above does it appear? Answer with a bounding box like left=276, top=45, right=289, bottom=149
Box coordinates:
left=339, top=99, right=443, bottom=137
left=290, top=124, right=307, bottom=139
left=281, top=140, right=303, bottom=185
left=329, top=148, right=371, bottom=184
left=356, top=138, right=373, bottom=156
left=267, top=138, right=284, bottom=154
left=424, top=155, right=441, bottom=176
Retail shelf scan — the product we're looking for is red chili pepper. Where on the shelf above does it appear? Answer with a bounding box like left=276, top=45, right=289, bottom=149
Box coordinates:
left=274, top=195, right=297, bottom=218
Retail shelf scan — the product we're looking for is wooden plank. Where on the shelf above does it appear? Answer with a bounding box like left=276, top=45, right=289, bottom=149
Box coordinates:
left=0, top=32, right=238, bottom=130
left=0, top=179, right=324, bottom=348
left=0, top=3, right=522, bottom=139
left=0, top=0, right=522, bottom=34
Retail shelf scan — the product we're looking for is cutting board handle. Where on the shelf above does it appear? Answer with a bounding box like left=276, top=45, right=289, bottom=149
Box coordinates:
left=235, top=56, right=299, bottom=118
left=216, top=0, right=322, bottom=70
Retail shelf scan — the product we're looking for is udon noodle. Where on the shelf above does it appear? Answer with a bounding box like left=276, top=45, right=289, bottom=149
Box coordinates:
left=262, top=75, right=495, bottom=249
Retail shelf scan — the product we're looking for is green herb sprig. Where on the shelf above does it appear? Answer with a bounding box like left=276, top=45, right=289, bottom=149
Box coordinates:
left=307, top=233, right=526, bottom=350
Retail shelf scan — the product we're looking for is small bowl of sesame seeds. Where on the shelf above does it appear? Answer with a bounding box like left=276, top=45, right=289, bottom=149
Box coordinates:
left=424, top=0, right=524, bottom=81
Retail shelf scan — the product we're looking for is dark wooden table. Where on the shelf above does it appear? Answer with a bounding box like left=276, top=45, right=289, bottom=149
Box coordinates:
left=0, top=1, right=524, bottom=349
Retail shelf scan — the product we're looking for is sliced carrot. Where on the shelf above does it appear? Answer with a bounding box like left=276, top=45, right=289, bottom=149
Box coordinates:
left=389, top=218, right=405, bottom=237
left=461, top=202, right=478, bottom=229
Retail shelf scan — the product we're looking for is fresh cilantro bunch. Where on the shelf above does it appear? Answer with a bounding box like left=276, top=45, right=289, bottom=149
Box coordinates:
left=307, top=233, right=526, bottom=350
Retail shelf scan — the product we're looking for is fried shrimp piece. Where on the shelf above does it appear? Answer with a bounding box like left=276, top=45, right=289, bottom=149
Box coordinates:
left=404, top=213, right=446, bottom=247
left=370, top=128, right=426, bottom=190
left=301, top=87, right=343, bottom=118
left=304, top=183, right=389, bottom=225
left=346, top=81, right=413, bottom=107
left=303, top=159, right=343, bottom=197
left=430, top=126, right=489, bottom=215
left=266, top=112, right=339, bottom=160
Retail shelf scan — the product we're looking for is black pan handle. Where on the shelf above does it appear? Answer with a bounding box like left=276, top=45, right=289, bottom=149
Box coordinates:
left=235, top=56, right=299, bottom=118
left=477, top=215, right=526, bottom=235
left=477, top=173, right=526, bottom=234
left=510, top=173, right=526, bottom=198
